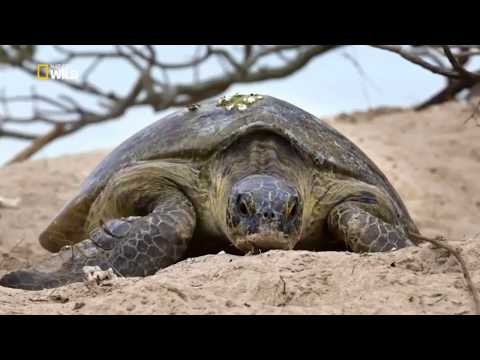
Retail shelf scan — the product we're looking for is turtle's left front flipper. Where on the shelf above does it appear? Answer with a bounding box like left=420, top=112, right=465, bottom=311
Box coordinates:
left=0, top=267, right=84, bottom=290
left=327, top=201, right=415, bottom=253
left=0, top=190, right=196, bottom=290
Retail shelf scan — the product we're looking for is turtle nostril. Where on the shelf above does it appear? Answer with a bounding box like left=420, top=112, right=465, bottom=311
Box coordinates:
left=263, top=211, right=275, bottom=220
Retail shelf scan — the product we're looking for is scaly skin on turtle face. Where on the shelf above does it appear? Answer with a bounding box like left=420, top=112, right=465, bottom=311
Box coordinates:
left=0, top=94, right=419, bottom=290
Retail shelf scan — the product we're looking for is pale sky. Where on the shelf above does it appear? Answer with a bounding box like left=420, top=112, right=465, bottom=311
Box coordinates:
left=0, top=45, right=469, bottom=165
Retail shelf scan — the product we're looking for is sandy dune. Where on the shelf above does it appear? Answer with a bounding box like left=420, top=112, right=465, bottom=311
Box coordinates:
left=0, top=100, right=479, bottom=314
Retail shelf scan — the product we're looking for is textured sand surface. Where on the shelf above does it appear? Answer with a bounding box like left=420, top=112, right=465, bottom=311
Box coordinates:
left=0, top=100, right=479, bottom=314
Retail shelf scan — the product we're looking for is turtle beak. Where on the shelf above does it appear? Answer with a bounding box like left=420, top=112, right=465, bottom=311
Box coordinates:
left=234, top=231, right=295, bottom=253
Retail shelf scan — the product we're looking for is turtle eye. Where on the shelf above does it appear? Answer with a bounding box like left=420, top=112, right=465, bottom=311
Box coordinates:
left=289, top=203, right=298, bottom=217
left=239, top=201, right=249, bottom=215
left=235, top=194, right=250, bottom=216
left=287, top=197, right=299, bottom=218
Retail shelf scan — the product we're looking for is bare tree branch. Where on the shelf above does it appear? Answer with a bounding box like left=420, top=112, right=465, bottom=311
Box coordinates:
left=0, top=45, right=340, bottom=163
left=371, top=45, right=480, bottom=111
left=0, top=128, right=38, bottom=140
left=3, top=45, right=480, bottom=164
left=409, top=46, right=447, bottom=69
left=442, top=45, right=480, bottom=80
left=371, top=45, right=463, bottom=78
left=5, top=124, right=66, bottom=165
left=415, top=75, right=478, bottom=111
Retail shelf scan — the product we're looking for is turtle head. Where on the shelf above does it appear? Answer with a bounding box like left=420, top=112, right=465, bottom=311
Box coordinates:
left=226, top=174, right=302, bottom=253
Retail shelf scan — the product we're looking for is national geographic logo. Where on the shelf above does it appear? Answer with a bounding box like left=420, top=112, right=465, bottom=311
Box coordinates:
left=36, top=64, right=79, bottom=80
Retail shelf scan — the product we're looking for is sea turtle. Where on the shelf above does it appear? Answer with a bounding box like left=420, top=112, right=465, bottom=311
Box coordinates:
left=0, top=94, right=419, bottom=290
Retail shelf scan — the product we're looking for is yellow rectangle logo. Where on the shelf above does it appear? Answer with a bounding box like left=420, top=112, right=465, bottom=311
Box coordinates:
left=37, top=64, right=49, bottom=80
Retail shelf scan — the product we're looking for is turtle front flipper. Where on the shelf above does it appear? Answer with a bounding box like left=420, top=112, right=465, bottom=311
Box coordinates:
left=0, top=238, right=102, bottom=290
left=0, top=191, right=196, bottom=290
left=90, top=190, right=196, bottom=278
left=327, top=201, right=415, bottom=253
left=0, top=268, right=84, bottom=290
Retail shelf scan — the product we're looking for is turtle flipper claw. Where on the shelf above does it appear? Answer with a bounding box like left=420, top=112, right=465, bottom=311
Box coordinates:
left=0, top=269, right=81, bottom=290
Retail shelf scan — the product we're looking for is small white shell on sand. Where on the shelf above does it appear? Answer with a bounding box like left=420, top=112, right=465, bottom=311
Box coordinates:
left=0, top=196, right=20, bottom=209
left=83, top=266, right=117, bottom=284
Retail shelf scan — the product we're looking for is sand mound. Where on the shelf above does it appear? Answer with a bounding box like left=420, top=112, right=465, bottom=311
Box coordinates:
left=1, top=100, right=479, bottom=314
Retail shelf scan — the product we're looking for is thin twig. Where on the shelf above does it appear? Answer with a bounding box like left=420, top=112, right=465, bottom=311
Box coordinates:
left=342, top=51, right=375, bottom=108
left=464, top=98, right=480, bottom=126
left=408, top=232, right=480, bottom=315
left=0, top=236, right=26, bottom=269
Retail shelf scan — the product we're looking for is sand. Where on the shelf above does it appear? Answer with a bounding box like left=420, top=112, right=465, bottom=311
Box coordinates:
left=0, top=100, right=479, bottom=315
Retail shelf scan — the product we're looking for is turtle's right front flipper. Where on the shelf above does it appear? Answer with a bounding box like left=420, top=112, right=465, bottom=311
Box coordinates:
left=327, top=200, right=414, bottom=252
left=0, top=191, right=196, bottom=290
